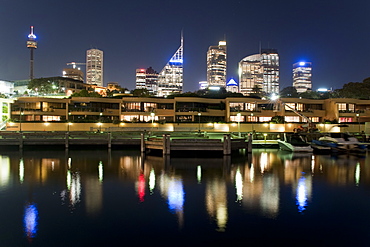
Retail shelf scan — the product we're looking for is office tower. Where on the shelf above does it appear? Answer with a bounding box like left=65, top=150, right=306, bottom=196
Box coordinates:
left=63, top=68, right=84, bottom=82
left=135, top=69, right=146, bottom=89
left=226, top=78, right=238, bottom=93
left=135, top=67, right=159, bottom=95
left=199, top=81, right=208, bottom=90
left=157, top=36, right=183, bottom=97
left=86, top=49, right=103, bottom=87
left=26, top=26, right=37, bottom=80
left=293, top=62, right=312, bottom=93
left=238, top=49, right=279, bottom=96
left=207, top=41, right=227, bottom=87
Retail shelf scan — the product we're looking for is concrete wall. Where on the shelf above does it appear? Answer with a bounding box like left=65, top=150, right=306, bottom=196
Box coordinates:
left=5, top=121, right=367, bottom=134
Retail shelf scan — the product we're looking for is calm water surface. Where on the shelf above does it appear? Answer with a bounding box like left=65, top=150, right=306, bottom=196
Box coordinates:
left=1, top=148, right=370, bottom=246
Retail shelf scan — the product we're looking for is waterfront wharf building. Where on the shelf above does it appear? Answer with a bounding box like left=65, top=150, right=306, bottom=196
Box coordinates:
left=86, top=49, right=104, bottom=87
left=157, top=37, right=184, bottom=97
left=9, top=96, right=370, bottom=126
left=239, top=49, right=279, bottom=96
left=207, top=41, right=227, bottom=87
left=293, top=62, right=312, bottom=93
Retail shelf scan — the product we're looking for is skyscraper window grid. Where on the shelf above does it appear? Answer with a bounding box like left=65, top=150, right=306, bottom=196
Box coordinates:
left=207, top=41, right=227, bottom=87
left=293, top=62, right=312, bottom=93
left=86, top=49, right=103, bottom=87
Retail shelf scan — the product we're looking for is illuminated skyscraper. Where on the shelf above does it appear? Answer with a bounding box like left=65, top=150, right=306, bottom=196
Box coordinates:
left=238, top=49, right=279, bottom=96
left=207, top=41, right=227, bottom=87
left=135, top=67, right=158, bottom=95
left=26, top=26, right=37, bottom=80
left=157, top=36, right=183, bottom=97
left=293, top=62, right=312, bottom=93
left=261, top=49, right=279, bottom=95
left=86, top=49, right=103, bottom=87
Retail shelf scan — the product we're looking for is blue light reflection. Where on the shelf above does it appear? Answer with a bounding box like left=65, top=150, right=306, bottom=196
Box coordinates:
left=24, top=202, right=39, bottom=240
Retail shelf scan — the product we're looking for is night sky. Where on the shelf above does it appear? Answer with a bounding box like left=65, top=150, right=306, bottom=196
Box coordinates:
left=1, top=0, right=369, bottom=92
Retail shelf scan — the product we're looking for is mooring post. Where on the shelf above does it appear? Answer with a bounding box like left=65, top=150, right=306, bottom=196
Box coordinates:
left=65, top=132, right=69, bottom=149
left=247, top=133, right=252, bottom=153
left=140, top=133, right=145, bottom=153
left=19, top=132, right=23, bottom=150
left=163, top=134, right=171, bottom=155
left=223, top=134, right=231, bottom=155
left=108, top=132, right=112, bottom=149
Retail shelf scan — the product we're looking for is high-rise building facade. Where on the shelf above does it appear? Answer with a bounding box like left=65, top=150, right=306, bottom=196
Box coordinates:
left=293, top=62, right=312, bottom=93
left=62, top=68, right=84, bottom=82
left=238, top=49, right=279, bottom=96
left=157, top=37, right=183, bottom=97
left=135, top=67, right=159, bottom=95
left=207, top=41, right=227, bottom=87
left=86, top=49, right=103, bottom=87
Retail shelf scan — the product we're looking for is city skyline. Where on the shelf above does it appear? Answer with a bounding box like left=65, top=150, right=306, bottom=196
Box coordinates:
left=1, top=0, right=369, bottom=93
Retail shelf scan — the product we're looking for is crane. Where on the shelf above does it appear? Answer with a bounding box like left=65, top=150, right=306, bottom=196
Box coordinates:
left=66, top=62, right=86, bottom=69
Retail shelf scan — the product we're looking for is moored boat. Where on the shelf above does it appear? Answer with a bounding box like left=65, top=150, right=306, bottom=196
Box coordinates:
left=277, top=133, right=313, bottom=152
left=317, top=133, right=367, bottom=154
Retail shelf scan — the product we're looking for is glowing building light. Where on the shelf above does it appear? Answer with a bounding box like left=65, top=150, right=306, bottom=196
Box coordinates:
left=249, top=164, right=255, bottom=183
left=24, top=203, right=38, bottom=240
left=235, top=168, right=243, bottom=202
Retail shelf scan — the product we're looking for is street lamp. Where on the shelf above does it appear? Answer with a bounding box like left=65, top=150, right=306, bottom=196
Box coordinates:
left=19, top=111, right=24, bottom=132
left=237, top=112, right=241, bottom=138
left=198, top=112, right=201, bottom=133
left=251, top=113, right=254, bottom=132
left=67, top=122, right=72, bottom=132
left=356, top=113, right=360, bottom=132
left=150, top=112, right=155, bottom=136
left=97, top=122, right=102, bottom=132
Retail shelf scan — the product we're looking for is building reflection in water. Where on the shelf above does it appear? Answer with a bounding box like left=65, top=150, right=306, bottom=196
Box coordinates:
left=205, top=177, right=228, bottom=232
left=160, top=173, right=184, bottom=228
left=23, top=202, right=38, bottom=242
left=19, top=158, right=24, bottom=184
left=0, top=155, right=10, bottom=189
left=61, top=157, right=82, bottom=210
left=149, top=168, right=155, bottom=194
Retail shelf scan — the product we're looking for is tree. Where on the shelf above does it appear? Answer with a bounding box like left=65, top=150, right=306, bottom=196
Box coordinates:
left=131, top=88, right=151, bottom=97
left=335, top=77, right=370, bottom=99
left=280, top=86, right=298, bottom=98
left=71, top=89, right=102, bottom=97
left=28, top=77, right=56, bottom=94
left=270, top=115, right=285, bottom=123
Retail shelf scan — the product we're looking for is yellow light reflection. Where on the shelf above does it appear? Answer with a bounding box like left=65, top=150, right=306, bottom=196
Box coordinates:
left=235, top=168, right=243, bottom=202
left=355, top=163, right=360, bottom=186
left=19, top=158, right=24, bottom=184
left=197, top=165, right=202, bottom=184
left=249, top=164, right=254, bottom=183
left=149, top=168, right=156, bottom=194
left=0, top=155, right=10, bottom=188
left=260, top=152, right=268, bottom=173
left=98, top=161, right=103, bottom=183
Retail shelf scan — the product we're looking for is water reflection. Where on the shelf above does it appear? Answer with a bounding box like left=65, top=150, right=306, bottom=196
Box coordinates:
left=0, top=149, right=368, bottom=245
left=24, top=202, right=38, bottom=241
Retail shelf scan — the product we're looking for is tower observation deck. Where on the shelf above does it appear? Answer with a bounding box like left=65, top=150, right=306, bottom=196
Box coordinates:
left=26, top=26, right=37, bottom=80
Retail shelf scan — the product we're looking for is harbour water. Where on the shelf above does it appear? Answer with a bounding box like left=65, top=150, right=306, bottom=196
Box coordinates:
left=1, top=147, right=370, bottom=246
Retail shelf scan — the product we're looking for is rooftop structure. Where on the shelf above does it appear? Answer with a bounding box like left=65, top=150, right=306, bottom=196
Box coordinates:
left=157, top=36, right=183, bottom=97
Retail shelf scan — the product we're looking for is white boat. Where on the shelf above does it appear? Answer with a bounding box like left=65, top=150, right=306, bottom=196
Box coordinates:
left=277, top=133, right=313, bottom=152
left=318, top=133, right=367, bottom=153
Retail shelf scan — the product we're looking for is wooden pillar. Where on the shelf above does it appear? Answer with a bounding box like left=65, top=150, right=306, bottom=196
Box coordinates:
left=163, top=134, right=171, bottom=155
left=247, top=133, right=253, bottom=153
left=140, top=133, right=145, bottom=153
left=223, top=134, right=231, bottom=155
